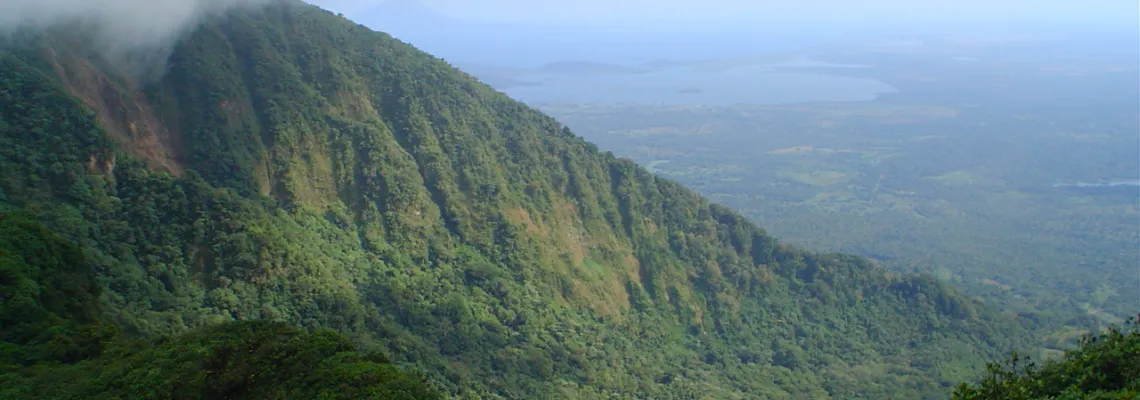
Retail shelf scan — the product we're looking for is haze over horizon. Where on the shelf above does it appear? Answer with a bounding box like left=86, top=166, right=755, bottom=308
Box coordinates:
left=311, top=0, right=1139, bottom=27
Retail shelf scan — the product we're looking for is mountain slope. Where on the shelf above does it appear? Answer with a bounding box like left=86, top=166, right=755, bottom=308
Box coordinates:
left=0, top=1, right=1033, bottom=398
left=0, top=213, right=441, bottom=399
left=953, top=317, right=1139, bottom=400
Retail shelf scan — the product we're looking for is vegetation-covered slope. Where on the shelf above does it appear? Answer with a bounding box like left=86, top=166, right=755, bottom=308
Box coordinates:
left=534, top=44, right=1140, bottom=328
left=953, top=317, right=1139, bottom=400
left=1, top=1, right=1034, bottom=398
left=0, top=212, right=441, bottom=400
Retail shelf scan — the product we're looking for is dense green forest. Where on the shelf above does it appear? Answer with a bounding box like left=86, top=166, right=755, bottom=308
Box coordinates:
left=0, top=213, right=441, bottom=399
left=953, top=317, right=1139, bottom=400
left=0, top=1, right=1057, bottom=398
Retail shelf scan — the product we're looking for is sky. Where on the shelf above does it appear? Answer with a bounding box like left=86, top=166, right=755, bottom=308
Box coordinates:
left=310, top=0, right=1140, bottom=26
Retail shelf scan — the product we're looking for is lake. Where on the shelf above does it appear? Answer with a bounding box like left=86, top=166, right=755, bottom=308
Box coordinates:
left=498, top=64, right=897, bottom=107
left=1051, top=180, right=1140, bottom=197
left=1052, top=180, right=1140, bottom=188
left=406, top=25, right=896, bottom=107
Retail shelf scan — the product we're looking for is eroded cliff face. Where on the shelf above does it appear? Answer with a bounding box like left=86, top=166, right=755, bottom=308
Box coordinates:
left=43, top=45, right=185, bottom=176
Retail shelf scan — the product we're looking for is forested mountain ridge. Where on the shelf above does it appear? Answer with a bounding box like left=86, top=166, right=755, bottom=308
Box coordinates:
left=1, top=0, right=1035, bottom=398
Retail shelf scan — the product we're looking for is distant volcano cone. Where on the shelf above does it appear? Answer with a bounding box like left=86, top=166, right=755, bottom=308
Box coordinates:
left=359, top=0, right=458, bottom=38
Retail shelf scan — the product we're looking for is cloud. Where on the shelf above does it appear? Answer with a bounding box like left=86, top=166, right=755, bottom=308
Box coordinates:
left=0, top=0, right=271, bottom=79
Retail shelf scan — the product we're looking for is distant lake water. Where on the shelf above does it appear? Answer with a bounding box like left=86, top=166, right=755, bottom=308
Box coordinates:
left=1051, top=180, right=1140, bottom=197
left=1052, top=180, right=1140, bottom=188
left=499, top=64, right=897, bottom=106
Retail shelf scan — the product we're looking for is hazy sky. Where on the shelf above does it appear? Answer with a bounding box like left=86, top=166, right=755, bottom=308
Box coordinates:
left=312, top=0, right=1139, bottom=25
